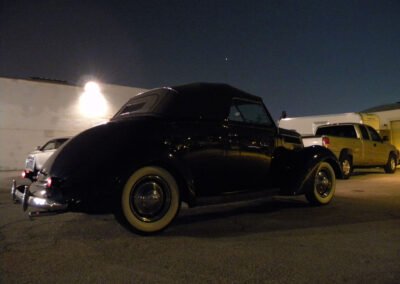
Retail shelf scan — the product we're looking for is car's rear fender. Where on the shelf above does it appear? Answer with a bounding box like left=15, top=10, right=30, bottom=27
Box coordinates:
left=102, top=146, right=197, bottom=209
left=142, top=156, right=197, bottom=207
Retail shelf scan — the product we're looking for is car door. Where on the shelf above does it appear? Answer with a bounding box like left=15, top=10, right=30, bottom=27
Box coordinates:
left=357, top=124, right=373, bottom=165
left=225, top=98, right=276, bottom=192
left=169, top=119, right=228, bottom=196
left=365, top=125, right=389, bottom=165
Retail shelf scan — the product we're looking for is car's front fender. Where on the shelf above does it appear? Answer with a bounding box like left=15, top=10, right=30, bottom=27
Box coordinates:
left=272, top=145, right=342, bottom=195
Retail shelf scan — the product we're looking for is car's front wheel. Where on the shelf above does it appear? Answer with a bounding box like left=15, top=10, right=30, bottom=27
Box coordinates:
left=120, top=166, right=180, bottom=234
left=305, top=162, right=336, bottom=205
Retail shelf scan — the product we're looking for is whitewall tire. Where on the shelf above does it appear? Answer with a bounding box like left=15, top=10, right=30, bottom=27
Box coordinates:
left=305, top=162, right=336, bottom=206
left=121, top=166, right=180, bottom=234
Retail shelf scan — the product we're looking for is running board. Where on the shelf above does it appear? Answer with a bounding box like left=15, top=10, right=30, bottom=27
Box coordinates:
left=195, top=188, right=280, bottom=206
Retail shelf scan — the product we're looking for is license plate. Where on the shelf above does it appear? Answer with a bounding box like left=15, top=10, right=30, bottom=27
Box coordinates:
left=25, top=157, right=35, bottom=171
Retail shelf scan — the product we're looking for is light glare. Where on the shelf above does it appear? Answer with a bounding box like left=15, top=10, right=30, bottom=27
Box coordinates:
left=80, top=81, right=108, bottom=117
left=84, top=81, right=101, bottom=93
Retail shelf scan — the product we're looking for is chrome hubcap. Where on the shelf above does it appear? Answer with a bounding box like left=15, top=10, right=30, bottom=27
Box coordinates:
left=342, top=160, right=351, bottom=175
left=130, top=176, right=171, bottom=222
left=390, top=158, right=396, bottom=170
left=315, top=170, right=332, bottom=198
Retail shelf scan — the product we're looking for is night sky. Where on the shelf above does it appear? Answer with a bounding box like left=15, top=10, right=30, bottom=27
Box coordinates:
left=1, top=0, right=399, bottom=119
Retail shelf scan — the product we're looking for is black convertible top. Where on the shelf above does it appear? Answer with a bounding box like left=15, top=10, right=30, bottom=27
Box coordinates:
left=171, top=82, right=261, bottom=102
left=112, top=82, right=263, bottom=121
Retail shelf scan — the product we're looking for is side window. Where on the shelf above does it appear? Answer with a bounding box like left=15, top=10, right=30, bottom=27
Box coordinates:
left=330, top=126, right=342, bottom=137
left=316, top=127, right=332, bottom=136
left=316, top=126, right=343, bottom=137
left=342, top=125, right=357, bottom=138
left=359, top=125, right=370, bottom=140
left=228, top=99, right=272, bottom=126
left=228, top=104, right=244, bottom=122
left=317, top=125, right=356, bottom=138
left=367, top=126, right=382, bottom=142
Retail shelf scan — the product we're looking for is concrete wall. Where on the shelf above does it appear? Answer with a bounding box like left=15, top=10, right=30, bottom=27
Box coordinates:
left=371, top=109, right=400, bottom=151
left=0, top=77, right=146, bottom=170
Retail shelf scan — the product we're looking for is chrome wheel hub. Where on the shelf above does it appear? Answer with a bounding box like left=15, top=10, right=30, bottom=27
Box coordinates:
left=342, top=160, right=351, bottom=175
left=390, top=158, right=396, bottom=170
left=315, top=170, right=332, bottom=198
left=130, top=176, right=171, bottom=222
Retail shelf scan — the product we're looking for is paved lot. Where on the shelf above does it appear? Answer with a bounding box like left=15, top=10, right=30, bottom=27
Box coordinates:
left=1, top=169, right=400, bottom=283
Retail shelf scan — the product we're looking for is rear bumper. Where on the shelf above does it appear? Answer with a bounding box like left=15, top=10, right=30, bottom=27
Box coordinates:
left=11, top=180, right=68, bottom=211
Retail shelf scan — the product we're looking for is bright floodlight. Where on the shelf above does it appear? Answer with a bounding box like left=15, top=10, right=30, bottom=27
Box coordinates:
left=79, top=81, right=108, bottom=117
left=84, top=81, right=101, bottom=93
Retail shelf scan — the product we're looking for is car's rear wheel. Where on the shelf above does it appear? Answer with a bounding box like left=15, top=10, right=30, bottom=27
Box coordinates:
left=384, top=153, right=397, bottom=174
left=339, top=155, right=353, bottom=179
left=305, top=162, right=336, bottom=205
left=120, top=166, right=180, bottom=234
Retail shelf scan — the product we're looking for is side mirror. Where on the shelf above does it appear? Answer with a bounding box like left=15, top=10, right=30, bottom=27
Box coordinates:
left=382, top=136, right=389, bottom=142
left=36, top=146, right=41, bottom=150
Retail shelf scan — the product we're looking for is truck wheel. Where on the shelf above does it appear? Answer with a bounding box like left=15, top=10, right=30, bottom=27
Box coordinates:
left=120, top=166, right=180, bottom=234
left=339, top=155, right=353, bottom=179
left=384, top=153, right=397, bottom=174
left=305, top=162, right=336, bottom=206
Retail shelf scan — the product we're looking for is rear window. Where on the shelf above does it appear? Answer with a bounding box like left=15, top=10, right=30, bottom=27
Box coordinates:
left=316, top=125, right=357, bottom=138
left=112, top=93, right=162, bottom=120
left=112, top=88, right=229, bottom=121
left=120, top=102, right=146, bottom=115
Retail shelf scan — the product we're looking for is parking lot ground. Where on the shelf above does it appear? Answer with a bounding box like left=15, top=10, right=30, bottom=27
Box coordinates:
left=1, top=168, right=400, bottom=283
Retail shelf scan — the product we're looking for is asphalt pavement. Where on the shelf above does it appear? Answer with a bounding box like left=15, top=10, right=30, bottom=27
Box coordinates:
left=1, top=169, right=400, bottom=283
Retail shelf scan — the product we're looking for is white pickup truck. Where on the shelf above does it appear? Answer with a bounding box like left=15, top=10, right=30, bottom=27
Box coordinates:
left=303, top=123, right=398, bottom=178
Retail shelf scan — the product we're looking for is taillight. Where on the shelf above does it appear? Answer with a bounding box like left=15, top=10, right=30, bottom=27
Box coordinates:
left=46, top=177, right=52, bottom=188
left=21, top=171, right=26, bottom=178
left=322, top=137, right=330, bottom=147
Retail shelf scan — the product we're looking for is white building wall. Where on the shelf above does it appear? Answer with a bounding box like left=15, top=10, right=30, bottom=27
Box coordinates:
left=0, top=77, right=146, bottom=170
left=371, top=109, right=400, bottom=130
left=371, top=109, right=400, bottom=151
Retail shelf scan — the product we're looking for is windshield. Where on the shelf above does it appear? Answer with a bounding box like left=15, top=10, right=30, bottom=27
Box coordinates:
left=41, top=138, right=69, bottom=151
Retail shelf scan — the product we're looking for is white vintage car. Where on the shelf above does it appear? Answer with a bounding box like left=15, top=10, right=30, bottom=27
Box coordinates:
left=23, top=137, right=69, bottom=180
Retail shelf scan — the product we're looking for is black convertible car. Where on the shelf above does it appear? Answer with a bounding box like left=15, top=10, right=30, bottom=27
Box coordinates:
left=12, top=83, right=341, bottom=234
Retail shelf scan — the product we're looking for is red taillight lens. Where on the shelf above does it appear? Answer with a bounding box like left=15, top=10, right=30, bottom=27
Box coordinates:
left=21, top=171, right=26, bottom=178
left=322, top=137, right=330, bottom=147
left=46, top=177, right=52, bottom=188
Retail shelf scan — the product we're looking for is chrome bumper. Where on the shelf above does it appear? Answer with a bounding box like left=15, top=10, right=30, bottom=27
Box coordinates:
left=11, top=179, right=68, bottom=212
